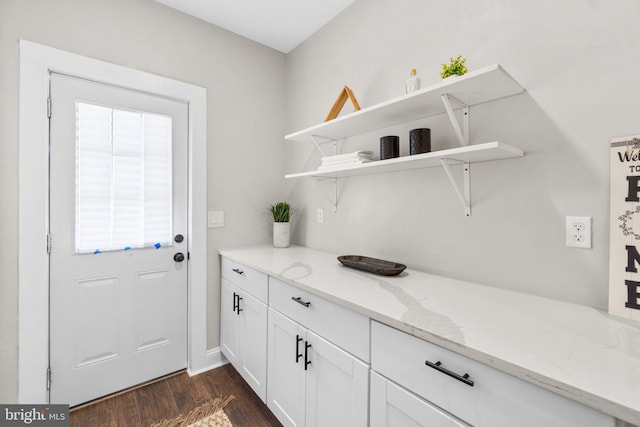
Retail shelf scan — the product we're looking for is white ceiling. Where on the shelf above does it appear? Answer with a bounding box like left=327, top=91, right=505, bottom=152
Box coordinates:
left=153, top=0, right=355, bottom=53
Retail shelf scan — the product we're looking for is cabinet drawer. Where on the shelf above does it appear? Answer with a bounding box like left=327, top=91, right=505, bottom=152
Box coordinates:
left=269, top=277, right=369, bottom=362
left=371, top=321, right=614, bottom=427
left=221, top=257, right=268, bottom=303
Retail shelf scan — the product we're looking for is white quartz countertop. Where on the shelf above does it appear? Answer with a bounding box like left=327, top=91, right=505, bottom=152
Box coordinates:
left=219, top=245, right=640, bottom=425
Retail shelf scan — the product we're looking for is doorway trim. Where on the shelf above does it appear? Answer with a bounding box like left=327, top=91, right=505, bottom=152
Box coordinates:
left=18, top=40, right=208, bottom=403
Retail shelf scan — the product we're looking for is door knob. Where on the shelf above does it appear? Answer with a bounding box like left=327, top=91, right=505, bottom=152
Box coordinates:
left=174, top=252, right=185, bottom=262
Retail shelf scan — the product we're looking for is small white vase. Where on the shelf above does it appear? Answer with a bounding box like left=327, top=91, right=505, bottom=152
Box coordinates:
left=273, top=222, right=290, bottom=248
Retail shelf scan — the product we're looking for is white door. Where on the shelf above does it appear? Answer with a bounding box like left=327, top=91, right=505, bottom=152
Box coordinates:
left=49, top=73, right=189, bottom=406
left=305, top=330, right=369, bottom=427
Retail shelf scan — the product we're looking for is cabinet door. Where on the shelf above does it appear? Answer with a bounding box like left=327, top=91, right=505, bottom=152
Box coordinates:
left=267, top=308, right=306, bottom=427
left=238, top=291, right=268, bottom=402
left=370, top=372, right=469, bottom=427
left=305, top=330, right=369, bottom=427
left=220, top=278, right=240, bottom=366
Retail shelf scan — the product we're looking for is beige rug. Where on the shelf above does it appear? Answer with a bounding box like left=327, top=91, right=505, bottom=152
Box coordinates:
left=151, top=396, right=235, bottom=427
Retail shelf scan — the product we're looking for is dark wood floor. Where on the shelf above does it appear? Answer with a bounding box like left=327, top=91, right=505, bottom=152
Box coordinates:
left=70, top=364, right=282, bottom=427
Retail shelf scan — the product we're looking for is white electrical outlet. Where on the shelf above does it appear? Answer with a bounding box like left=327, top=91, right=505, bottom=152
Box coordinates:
left=317, top=208, right=324, bottom=224
left=566, top=216, right=591, bottom=248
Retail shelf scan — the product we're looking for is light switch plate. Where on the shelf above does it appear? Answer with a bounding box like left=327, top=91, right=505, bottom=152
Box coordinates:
left=208, top=211, right=224, bottom=228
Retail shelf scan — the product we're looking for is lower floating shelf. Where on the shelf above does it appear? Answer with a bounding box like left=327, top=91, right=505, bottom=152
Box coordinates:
left=284, top=141, right=524, bottom=179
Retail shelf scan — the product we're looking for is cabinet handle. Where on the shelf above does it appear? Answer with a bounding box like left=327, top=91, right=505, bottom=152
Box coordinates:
left=304, top=342, right=312, bottom=371
left=232, top=268, right=244, bottom=275
left=425, top=360, right=474, bottom=387
left=295, top=335, right=303, bottom=363
left=232, top=292, right=238, bottom=312
left=291, top=296, right=311, bottom=307
left=237, top=296, right=243, bottom=314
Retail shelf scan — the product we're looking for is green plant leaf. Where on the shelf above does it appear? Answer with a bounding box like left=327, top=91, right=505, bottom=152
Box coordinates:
left=440, top=55, right=468, bottom=78
left=269, top=202, right=292, bottom=222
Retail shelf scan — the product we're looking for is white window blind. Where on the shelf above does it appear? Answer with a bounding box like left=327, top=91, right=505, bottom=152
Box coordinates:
left=75, top=102, right=173, bottom=253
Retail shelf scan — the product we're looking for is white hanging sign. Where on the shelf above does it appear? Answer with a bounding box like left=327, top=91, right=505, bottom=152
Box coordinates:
left=609, top=134, right=640, bottom=321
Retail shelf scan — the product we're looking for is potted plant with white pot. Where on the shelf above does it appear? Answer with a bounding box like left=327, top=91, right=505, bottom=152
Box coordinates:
left=270, top=201, right=292, bottom=248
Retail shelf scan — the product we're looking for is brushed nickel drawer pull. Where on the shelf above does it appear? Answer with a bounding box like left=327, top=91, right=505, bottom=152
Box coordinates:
left=291, top=296, right=311, bottom=307
left=425, top=360, right=475, bottom=387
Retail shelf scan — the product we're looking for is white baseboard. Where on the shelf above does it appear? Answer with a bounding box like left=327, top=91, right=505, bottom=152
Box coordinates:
left=187, top=347, right=228, bottom=377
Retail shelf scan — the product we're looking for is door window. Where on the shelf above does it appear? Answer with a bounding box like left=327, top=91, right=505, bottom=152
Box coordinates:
left=75, top=102, right=173, bottom=253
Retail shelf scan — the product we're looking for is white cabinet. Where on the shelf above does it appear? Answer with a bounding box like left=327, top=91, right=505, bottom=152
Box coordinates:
left=220, top=248, right=639, bottom=426
left=371, top=321, right=615, bottom=427
left=267, top=308, right=369, bottom=427
left=370, top=371, right=469, bottom=427
left=267, top=275, right=370, bottom=426
left=268, top=276, right=369, bottom=362
left=220, top=259, right=268, bottom=402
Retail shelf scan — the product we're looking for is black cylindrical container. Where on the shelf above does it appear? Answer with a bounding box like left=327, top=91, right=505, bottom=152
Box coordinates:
left=380, top=135, right=399, bottom=160
left=410, top=128, right=431, bottom=155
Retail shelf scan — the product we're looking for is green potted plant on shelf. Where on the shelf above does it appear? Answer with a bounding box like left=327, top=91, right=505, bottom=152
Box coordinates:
left=440, top=55, right=468, bottom=79
left=270, top=201, right=292, bottom=248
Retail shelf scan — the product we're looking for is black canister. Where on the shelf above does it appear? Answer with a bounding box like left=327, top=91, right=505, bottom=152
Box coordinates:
left=409, top=128, right=431, bottom=155
left=380, top=135, right=399, bottom=160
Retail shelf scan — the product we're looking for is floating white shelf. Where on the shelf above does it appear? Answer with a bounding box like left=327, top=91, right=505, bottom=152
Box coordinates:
left=285, top=141, right=523, bottom=179
left=284, top=64, right=526, bottom=216
left=285, top=64, right=524, bottom=143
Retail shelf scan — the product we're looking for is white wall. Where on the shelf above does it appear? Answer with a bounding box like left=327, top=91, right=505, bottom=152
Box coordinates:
left=0, top=0, right=285, bottom=403
left=284, top=0, right=640, bottom=308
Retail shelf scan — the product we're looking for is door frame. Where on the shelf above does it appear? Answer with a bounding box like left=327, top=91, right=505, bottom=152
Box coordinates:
left=18, top=40, right=209, bottom=403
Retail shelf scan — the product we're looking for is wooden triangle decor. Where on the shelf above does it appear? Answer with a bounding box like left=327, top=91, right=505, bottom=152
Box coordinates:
left=324, top=86, right=361, bottom=122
